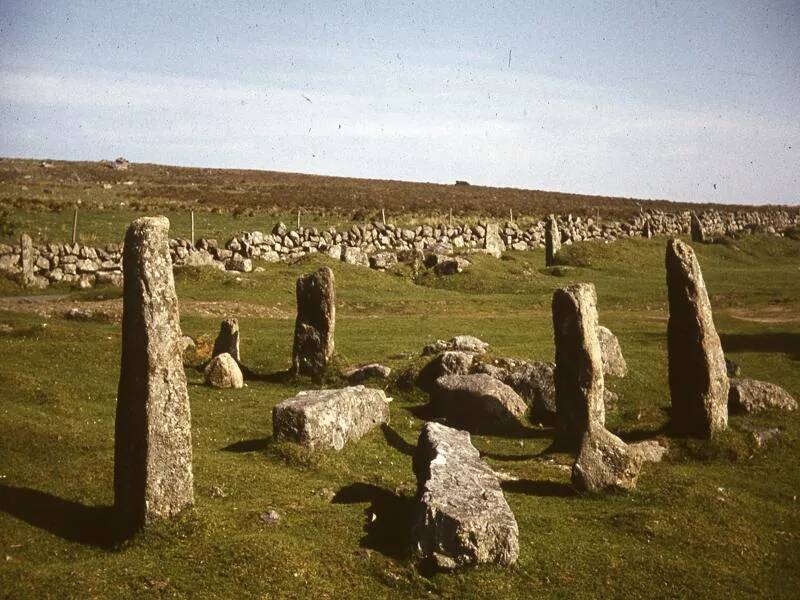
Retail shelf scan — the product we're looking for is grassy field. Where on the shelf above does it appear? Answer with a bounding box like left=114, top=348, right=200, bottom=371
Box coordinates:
left=2, top=157, right=786, bottom=248
left=0, top=233, right=798, bottom=599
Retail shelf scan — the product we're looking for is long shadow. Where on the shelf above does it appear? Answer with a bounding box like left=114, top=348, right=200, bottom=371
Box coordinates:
left=617, top=424, right=669, bottom=443
left=222, top=437, right=272, bottom=453
left=380, top=424, right=416, bottom=456
left=501, top=479, right=577, bottom=498
left=332, top=482, right=416, bottom=560
left=720, top=332, right=800, bottom=361
left=0, top=484, right=122, bottom=549
left=480, top=450, right=550, bottom=462
left=404, top=403, right=553, bottom=440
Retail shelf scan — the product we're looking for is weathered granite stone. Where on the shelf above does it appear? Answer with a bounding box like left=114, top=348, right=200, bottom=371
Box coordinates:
left=476, top=360, right=557, bottom=422
left=345, top=363, right=392, bottom=383
left=430, top=373, right=528, bottom=431
left=545, top=215, right=561, bottom=266
left=20, top=233, right=35, bottom=286
left=342, top=246, right=369, bottom=267
left=552, top=283, right=605, bottom=448
left=272, top=386, right=390, bottom=450
left=433, top=256, right=470, bottom=275
left=666, top=238, right=728, bottom=437
left=204, top=352, right=244, bottom=388
left=483, top=223, right=506, bottom=258
left=369, top=252, right=398, bottom=270
left=690, top=212, right=706, bottom=243
left=449, top=335, right=489, bottom=354
left=292, top=267, right=336, bottom=377
left=725, top=358, right=741, bottom=378
left=728, top=378, right=797, bottom=414
left=416, top=351, right=475, bottom=391
left=571, top=426, right=643, bottom=493
left=597, top=325, right=627, bottom=378
left=413, top=422, right=519, bottom=569
left=114, top=217, right=193, bottom=532
left=212, top=318, right=240, bottom=362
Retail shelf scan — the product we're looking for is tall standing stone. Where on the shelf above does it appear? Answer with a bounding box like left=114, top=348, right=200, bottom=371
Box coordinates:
left=666, top=238, right=728, bottom=437
left=19, top=233, right=35, bottom=286
left=114, top=217, right=193, bottom=532
left=690, top=212, right=706, bottom=243
left=213, top=317, right=240, bottom=362
left=545, top=215, right=561, bottom=266
left=552, top=283, right=605, bottom=448
left=292, top=267, right=336, bottom=377
left=483, top=223, right=506, bottom=258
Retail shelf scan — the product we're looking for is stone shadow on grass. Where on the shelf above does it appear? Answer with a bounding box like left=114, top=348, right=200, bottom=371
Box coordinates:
left=0, top=484, right=123, bottom=549
left=222, top=436, right=273, bottom=453
left=380, top=424, right=416, bottom=456
left=720, top=332, right=800, bottom=361
left=501, top=479, right=577, bottom=498
left=332, top=482, right=416, bottom=560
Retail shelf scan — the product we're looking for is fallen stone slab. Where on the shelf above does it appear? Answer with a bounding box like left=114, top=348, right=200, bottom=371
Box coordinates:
left=597, top=325, right=627, bottom=378
left=413, top=422, right=519, bottom=569
left=272, top=386, right=391, bottom=451
left=728, top=378, right=797, bottom=414
left=345, top=363, right=392, bottom=383
left=430, top=373, right=528, bottom=431
left=473, top=359, right=557, bottom=421
left=204, top=353, right=244, bottom=389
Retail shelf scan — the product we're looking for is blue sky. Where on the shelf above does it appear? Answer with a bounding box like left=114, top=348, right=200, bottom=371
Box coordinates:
left=1, top=1, right=798, bottom=204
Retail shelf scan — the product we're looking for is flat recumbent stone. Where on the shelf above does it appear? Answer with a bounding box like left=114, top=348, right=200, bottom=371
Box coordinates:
left=272, top=386, right=390, bottom=451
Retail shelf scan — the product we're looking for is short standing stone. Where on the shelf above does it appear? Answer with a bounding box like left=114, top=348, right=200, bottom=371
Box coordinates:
left=213, top=318, right=240, bottom=362
left=728, top=378, right=797, bottom=414
left=19, top=233, right=36, bottom=286
left=292, top=267, right=336, bottom=377
left=666, top=239, right=728, bottom=437
left=430, top=373, right=528, bottom=431
left=571, top=426, right=643, bottom=493
left=552, top=283, right=605, bottom=448
left=272, top=386, right=390, bottom=451
left=690, top=212, right=706, bottom=243
left=114, top=216, right=193, bottom=532
left=545, top=215, right=561, bottom=266
left=413, top=422, right=519, bottom=569
left=204, top=352, right=244, bottom=388
left=597, top=325, right=627, bottom=377
left=483, top=223, right=506, bottom=258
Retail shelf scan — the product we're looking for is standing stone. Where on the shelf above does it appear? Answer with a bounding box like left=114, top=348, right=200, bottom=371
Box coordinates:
left=19, top=233, right=35, bottom=286
left=552, top=283, right=605, bottom=448
left=292, top=267, right=336, bottom=377
left=483, top=223, right=506, bottom=258
left=212, top=318, right=240, bottom=362
left=666, top=238, right=728, bottom=437
left=204, top=352, right=244, bottom=389
left=690, top=212, right=706, bottom=243
left=114, top=217, right=193, bottom=532
left=545, top=215, right=561, bottom=266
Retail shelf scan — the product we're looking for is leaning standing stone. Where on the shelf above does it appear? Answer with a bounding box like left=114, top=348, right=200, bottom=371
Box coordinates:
left=413, top=422, right=519, bottom=569
left=292, top=267, right=336, bottom=377
left=552, top=283, right=605, bottom=448
left=213, top=317, right=240, bottom=362
left=690, top=212, right=706, bottom=243
left=114, top=217, right=193, bottom=532
left=545, top=215, right=561, bottom=266
left=666, top=238, right=728, bottom=437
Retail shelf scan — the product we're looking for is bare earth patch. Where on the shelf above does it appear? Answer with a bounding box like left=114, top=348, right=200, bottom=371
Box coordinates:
left=726, top=306, right=800, bottom=324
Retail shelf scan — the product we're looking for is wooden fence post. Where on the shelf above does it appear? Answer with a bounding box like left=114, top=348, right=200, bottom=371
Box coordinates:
left=72, top=208, right=78, bottom=245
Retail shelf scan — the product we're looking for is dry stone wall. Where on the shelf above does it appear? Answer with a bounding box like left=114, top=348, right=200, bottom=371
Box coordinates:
left=0, top=208, right=797, bottom=288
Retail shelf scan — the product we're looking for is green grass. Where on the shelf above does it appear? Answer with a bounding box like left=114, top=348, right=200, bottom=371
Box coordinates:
left=0, top=234, right=798, bottom=599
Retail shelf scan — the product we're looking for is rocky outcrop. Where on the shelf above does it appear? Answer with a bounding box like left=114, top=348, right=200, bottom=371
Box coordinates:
left=204, top=352, right=244, bottom=389
left=416, top=351, right=475, bottom=391
left=429, top=373, right=528, bottom=431
left=292, top=267, right=336, bottom=378
left=422, top=335, right=489, bottom=356
left=552, top=283, right=605, bottom=448
left=413, top=422, right=519, bottom=569
left=728, top=378, right=797, bottom=414
left=272, top=386, right=391, bottom=451
left=665, top=239, right=728, bottom=437
left=114, top=216, right=193, bottom=532
left=597, top=325, right=627, bottom=378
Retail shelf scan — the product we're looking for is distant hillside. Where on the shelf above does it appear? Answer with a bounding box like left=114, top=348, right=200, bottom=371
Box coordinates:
left=0, top=157, right=788, bottom=220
